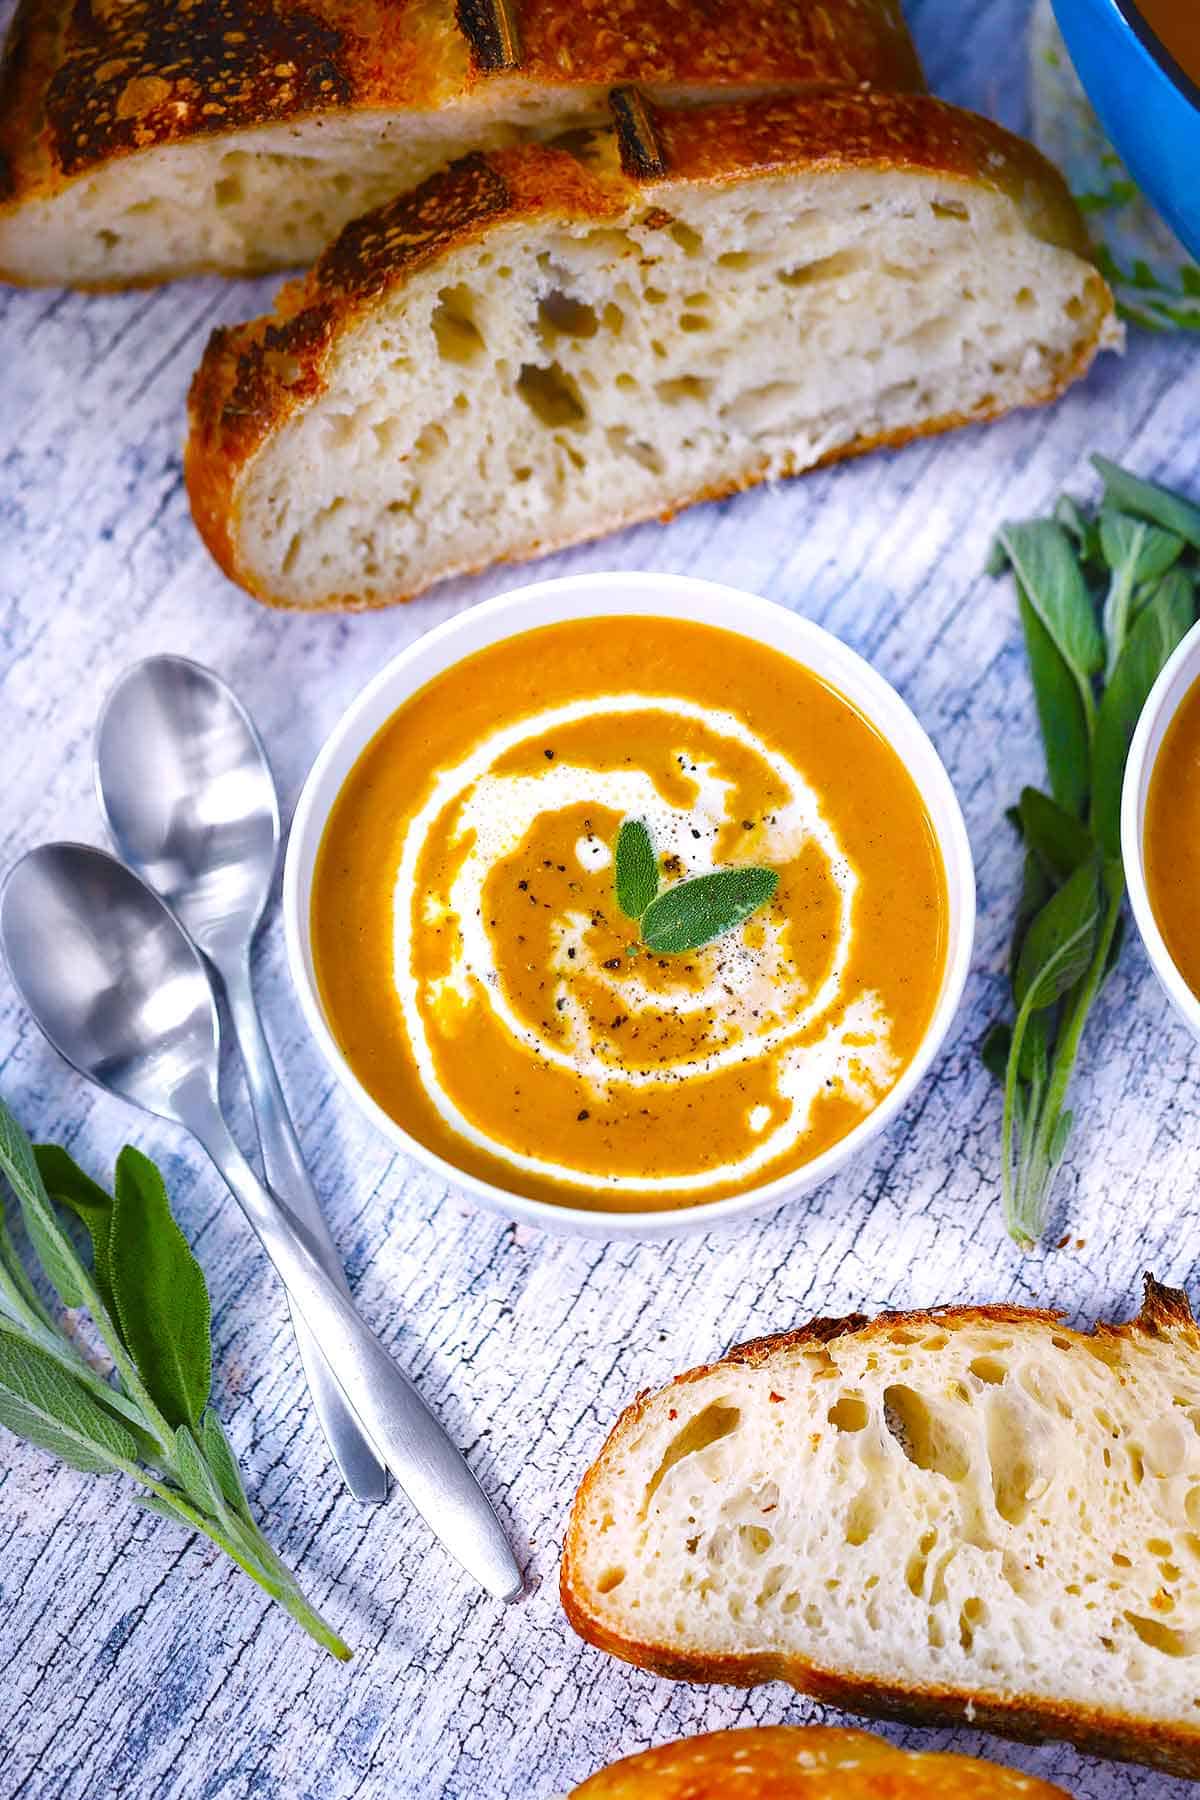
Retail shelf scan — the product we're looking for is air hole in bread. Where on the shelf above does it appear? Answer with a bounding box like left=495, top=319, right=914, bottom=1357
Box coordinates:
left=596, top=1566, right=625, bottom=1594
left=516, top=361, right=587, bottom=429
left=845, top=1490, right=878, bottom=1546
left=669, top=221, right=704, bottom=255
left=655, top=376, right=713, bottom=407
left=779, top=248, right=868, bottom=287
left=931, top=198, right=970, bottom=221
left=906, top=1528, right=937, bottom=1596
left=959, top=1596, right=985, bottom=1652
left=538, top=290, right=599, bottom=341
left=601, top=302, right=625, bottom=334
left=1125, top=1612, right=1199, bottom=1656
left=988, top=1395, right=1039, bottom=1525
left=606, top=426, right=663, bottom=475
left=679, top=312, right=710, bottom=334
left=215, top=175, right=243, bottom=208
left=884, top=1385, right=969, bottom=1481
left=828, top=1393, right=868, bottom=1433
left=721, top=382, right=802, bottom=435
left=757, top=1566, right=786, bottom=1606
left=717, top=250, right=758, bottom=270
left=1128, top=1444, right=1146, bottom=1487
left=740, top=1524, right=773, bottom=1557
left=642, top=1400, right=741, bottom=1512
left=431, top=286, right=486, bottom=364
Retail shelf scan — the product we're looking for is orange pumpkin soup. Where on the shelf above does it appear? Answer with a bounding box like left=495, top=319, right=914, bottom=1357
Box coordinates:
left=1132, top=0, right=1200, bottom=84
left=1145, top=676, right=1200, bottom=995
left=311, top=618, right=948, bottom=1211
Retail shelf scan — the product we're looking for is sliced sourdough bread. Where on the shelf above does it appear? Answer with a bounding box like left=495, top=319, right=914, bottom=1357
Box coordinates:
left=561, top=1279, right=1200, bottom=1781
left=185, top=90, right=1118, bottom=612
left=566, top=1723, right=1073, bottom=1798
left=0, top=0, right=922, bottom=286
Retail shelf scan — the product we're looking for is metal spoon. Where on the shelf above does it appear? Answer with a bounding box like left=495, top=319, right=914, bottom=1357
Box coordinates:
left=0, top=844, right=523, bottom=1603
left=94, top=655, right=386, bottom=1504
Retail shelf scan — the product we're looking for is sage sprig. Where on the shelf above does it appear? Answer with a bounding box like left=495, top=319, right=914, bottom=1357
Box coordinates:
left=0, top=1095, right=350, bottom=1660
left=984, top=458, right=1200, bottom=1247
left=614, top=819, right=777, bottom=953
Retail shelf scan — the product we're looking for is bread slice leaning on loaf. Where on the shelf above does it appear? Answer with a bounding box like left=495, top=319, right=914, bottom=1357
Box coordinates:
left=0, top=0, right=922, bottom=286
left=566, top=1723, right=1073, bottom=1798
left=185, top=90, right=1118, bottom=611
left=562, top=1279, right=1200, bottom=1781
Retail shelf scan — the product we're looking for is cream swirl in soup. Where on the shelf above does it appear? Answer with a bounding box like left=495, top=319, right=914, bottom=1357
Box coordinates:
left=312, top=619, right=948, bottom=1212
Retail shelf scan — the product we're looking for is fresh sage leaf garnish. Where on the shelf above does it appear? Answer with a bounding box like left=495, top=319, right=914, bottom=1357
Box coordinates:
left=614, top=819, right=659, bottom=920
left=641, top=868, right=778, bottom=954
left=612, top=820, right=778, bottom=952
left=0, top=1095, right=349, bottom=1660
left=984, top=462, right=1200, bottom=1246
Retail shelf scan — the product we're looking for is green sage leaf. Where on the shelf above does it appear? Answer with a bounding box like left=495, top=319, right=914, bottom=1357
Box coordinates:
left=1018, top=588, right=1091, bottom=819
left=1010, top=846, right=1052, bottom=986
left=0, top=1334, right=137, bottom=1474
left=1014, top=859, right=1102, bottom=1013
left=614, top=819, right=658, bottom=920
left=108, top=1147, right=211, bottom=1431
left=0, top=1099, right=88, bottom=1309
left=1091, top=571, right=1196, bottom=857
left=981, top=1023, right=1011, bottom=1084
left=1098, top=510, right=1184, bottom=585
left=1000, top=520, right=1104, bottom=684
left=1092, top=456, right=1200, bottom=550
left=641, top=868, right=778, bottom=954
left=34, top=1146, right=118, bottom=1325
left=1048, top=1109, right=1075, bottom=1167
left=173, top=1424, right=227, bottom=1517
left=201, top=1408, right=251, bottom=1519
left=1017, top=788, right=1095, bottom=883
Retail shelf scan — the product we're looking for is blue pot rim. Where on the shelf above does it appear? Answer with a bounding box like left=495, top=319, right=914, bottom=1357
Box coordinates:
left=1115, top=0, right=1200, bottom=111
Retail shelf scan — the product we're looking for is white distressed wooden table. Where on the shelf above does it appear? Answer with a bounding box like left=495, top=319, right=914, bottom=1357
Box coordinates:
left=2, top=4, right=1199, bottom=1795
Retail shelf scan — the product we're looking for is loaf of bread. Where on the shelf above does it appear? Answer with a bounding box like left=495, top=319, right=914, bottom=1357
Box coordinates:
left=562, top=1278, right=1200, bottom=1781
left=185, top=89, right=1117, bottom=612
left=567, top=1724, right=1072, bottom=1798
left=0, top=0, right=922, bottom=287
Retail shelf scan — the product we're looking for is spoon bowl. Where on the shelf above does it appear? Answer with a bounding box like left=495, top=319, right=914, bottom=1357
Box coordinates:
left=96, top=654, right=279, bottom=957
left=1, top=842, right=219, bottom=1122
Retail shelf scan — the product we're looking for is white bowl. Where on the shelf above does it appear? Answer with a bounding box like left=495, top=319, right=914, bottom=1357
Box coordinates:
left=1123, top=617, right=1200, bottom=1040
left=283, top=572, right=976, bottom=1238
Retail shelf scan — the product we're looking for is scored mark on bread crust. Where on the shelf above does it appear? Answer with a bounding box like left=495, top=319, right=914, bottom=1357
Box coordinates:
left=457, top=0, right=522, bottom=72
left=609, top=86, right=668, bottom=180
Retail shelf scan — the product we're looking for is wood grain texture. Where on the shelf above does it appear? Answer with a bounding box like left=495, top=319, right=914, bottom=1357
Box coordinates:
left=0, top=3, right=1198, bottom=1796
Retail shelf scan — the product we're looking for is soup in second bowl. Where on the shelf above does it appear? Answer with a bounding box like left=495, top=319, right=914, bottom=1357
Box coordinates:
left=1132, top=0, right=1200, bottom=83
left=310, top=617, right=948, bottom=1212
left=1144, top=673, right=1200, bottom=996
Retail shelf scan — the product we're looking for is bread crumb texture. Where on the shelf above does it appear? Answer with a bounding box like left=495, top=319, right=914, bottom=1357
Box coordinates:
left=184, top=91, right=1116, bottom=610
left=567, top=1722, right=1073, bottom=1798
left=562, top=1280, right=1200, bottom=1781
left=0, top=0, right=920, bottom=283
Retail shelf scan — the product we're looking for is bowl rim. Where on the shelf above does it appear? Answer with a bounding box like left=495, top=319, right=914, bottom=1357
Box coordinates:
left=1122, top=616, right=1200, bottom=1039
left=1113, top=0, right=1200, bottom=111
left=282, top=571, right=976, bottom=1239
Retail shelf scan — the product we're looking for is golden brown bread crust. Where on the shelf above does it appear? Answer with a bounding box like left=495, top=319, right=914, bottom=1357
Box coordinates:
left=184, top=86, right=1114, bottom=610
left=567, top=1723, right=1074, bottom=1798
left=0, top=0, right=922, bottom=227
left=560, top=1278, right=1200, bottom=1783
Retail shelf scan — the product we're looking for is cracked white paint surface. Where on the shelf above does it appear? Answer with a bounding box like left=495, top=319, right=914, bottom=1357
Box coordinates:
left=0, top=3, right=1197, bottom=1795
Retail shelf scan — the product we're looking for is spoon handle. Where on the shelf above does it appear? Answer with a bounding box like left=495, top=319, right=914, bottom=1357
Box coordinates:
left=183, top=1090, right=523, bottom=1604
left=220, top=956, right=388, bottom=1505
